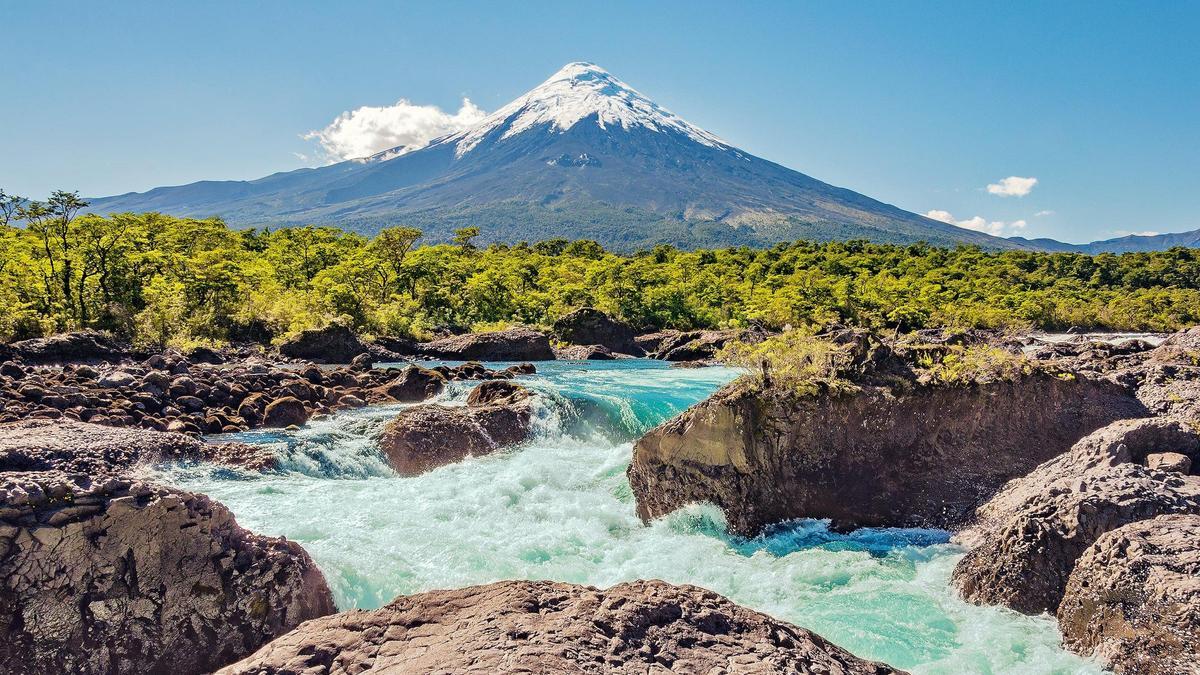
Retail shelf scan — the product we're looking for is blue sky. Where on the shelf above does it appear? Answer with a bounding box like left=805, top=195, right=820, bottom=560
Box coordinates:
left=2, top=1, right=1197, bottom=243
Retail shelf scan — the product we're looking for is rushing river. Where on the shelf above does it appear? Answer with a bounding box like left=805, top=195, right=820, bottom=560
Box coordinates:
left=149, top=360, right=1102, bottom=674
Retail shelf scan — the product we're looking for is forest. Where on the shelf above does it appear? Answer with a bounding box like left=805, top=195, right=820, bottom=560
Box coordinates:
left=2, top=190, right=1199, bottom=347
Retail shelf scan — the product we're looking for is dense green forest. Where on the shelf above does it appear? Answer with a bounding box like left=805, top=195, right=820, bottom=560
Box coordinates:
left=2, top=190, right=1199, bottom=347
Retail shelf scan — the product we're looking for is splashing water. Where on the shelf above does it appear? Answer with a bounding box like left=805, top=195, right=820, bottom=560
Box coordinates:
left=149, top=360, right=1102, bottom=674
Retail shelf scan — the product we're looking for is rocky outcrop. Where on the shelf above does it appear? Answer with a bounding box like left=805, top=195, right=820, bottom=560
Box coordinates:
left=555, top=344, right=617, bottom=360
left=216, top=579, right=901, bottom=674
left=1057, top=514, right=1200, bottom=674
left=379, top=381, right=535, bottom=476
left=6, top=330, right=125, bottom=364
left=366, top=364, right=446, bottom=403
left=276, top=324, right=369, bottom=364
left=0, top=419, right=276, bottom=472
left=0, top=471, right=335, bottom=675
left=952, top=418, right=1200, bottom=615
left=421, top=327, right=556, bottom=361
left=637, top=328, right=766, bottom=362
left=552, top=308, right=642, bottom=355
left=629, top=372, right=1145, bottom=535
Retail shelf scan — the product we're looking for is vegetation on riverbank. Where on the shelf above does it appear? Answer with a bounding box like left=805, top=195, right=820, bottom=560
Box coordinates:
left=2, top=191, right=1199, bottom=346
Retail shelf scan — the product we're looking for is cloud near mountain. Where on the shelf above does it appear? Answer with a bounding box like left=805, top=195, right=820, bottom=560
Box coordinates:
left=303, top=98, right=487, bottom=162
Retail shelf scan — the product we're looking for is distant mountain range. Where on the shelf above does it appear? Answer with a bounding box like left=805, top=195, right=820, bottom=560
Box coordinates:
left=88, top=62, right=1196, bottom=254
left=1010, top=228, right=1200, bottom=254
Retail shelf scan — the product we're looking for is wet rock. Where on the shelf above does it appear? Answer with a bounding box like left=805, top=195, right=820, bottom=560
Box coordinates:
left=348, top=352, right=374, bottom=371
left=0, top=418, right=276, bottom=472
left=952, top=418, right=1200, bottom=614
left=367, top=365, right=445, bottom=403
left=379, top=382, right=534, bottom=476
left=277, top=323, right=369, bottom=364
left=216, top=579, right=900, bottom=675
left=552, top=307, right=642, bottom=355
left=555, top=344, right=617, bottom=360
left=1057, top=514, right=1200, bottom=674
left=262, top=397, right=309, bottom=428
left=421, top=327, right=555, bottom=361
left=629, top=372, right=1145, bottom=536
left=0, top=471, right=335, bottom=675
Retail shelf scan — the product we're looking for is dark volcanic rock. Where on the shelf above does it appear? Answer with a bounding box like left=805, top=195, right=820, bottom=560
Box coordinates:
left=0, top=471, right=335, bottom=675
left=0, top=418, right=275, bottom=472
left=552, top=307, right=642, bottom=355
left=629, top=372, right=1146, bottom=536
left=421, top=327, right=555, bottom=361
left=379, top=382, right=534, bottom=476
left=8, top=330, right=124, bottom=364
left=277, top=324, right=369, bottom=364
left=555, top=344, right=617, bottom=360
left=952, top=418, right=1200, bottom=615
left=216, top=579, right=901, bottom=675
left=367, top=365, right=446, bottom=403
left=637, top=328, right=766, bottom=362
left=1058, top=514, right=1200, bottom=674
left=262, top=397, right=309, bottom=428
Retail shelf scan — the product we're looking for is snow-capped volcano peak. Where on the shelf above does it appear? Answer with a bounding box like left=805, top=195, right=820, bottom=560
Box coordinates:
left=448, top=61, right=729, bottom=157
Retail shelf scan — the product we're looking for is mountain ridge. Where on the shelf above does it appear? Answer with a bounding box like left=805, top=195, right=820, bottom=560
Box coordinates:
left=87, top=62, right=1194, bottom=254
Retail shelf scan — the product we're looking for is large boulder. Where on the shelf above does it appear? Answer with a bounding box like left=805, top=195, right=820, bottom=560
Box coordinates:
left=0, top=418, right=276, bottom=473
left=217, top=579, right=901, bottom=674
left=277, top=324, right=369, bottom=364
left=420, top=328, right=555, bottom=361
left=952, top=418, right=1200, bottom=614
left=552, top=308, right=642, bottom=355
left=366, top=364, right=446, bottom=403
left=1058, top=514, right=1200, bottom=674
left=0, top=471, right=335, bottom=675
left=261, top=397, right=310, bottom=428
left=379, top=381, right=534, bottom=476
left=555, top=344, right=617, bottom=360
left=629, top=372, right=1145, bottom=536
left=8, top=331, right=125, bottom=364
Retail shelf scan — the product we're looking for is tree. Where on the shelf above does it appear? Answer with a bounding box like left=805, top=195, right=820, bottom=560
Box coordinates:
left=452, top=226, right=480, bottom=250
left=0, top=189, right=25, bottom=226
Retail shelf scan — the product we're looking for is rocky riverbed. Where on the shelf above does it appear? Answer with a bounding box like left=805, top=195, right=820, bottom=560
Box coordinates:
left=2, top=321, right=1197, bottom=673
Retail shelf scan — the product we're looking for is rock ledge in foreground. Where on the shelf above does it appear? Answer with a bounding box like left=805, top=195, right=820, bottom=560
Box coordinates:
left=217, top=579, right=902, bottom=674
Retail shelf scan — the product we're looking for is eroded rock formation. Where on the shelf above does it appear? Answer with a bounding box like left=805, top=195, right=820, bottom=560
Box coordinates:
left=553, top=308, right=642, bottom=355
left=0, top=471, right=335, bottom=675
left=629, top=371, right=1144, bottom=535
left=216, top=579, right=901, bottom=674
left=421, top=327, right=555, bottom=361
left=1057, top=514, right=1200, bottom=675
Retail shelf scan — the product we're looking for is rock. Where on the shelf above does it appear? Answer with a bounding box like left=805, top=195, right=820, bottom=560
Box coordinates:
left=96, top=370, right=138, bottom=388
left=1147, top=451, right=1193, bottom=473
left=379, top=382, right=534, bottom=476
left=504, top=362, right=537, bottom=376
left=0, top=471, right=335, bottom=675
left=0, top=418, right=276, bottom=472
left=629, top=372, right=1145, bottom=536
left=636, top=328, right=766, bottom=362
left=1, top=361, right=26, bottom=379
left=367, top=365, right=445, bottom=403
left=555, top=344, right=617, bottom=360
left=552, top=307, right=642, bottom=354
left=1057, top=514, right=1200, bottom=674
left=185, top=345, right=226, bottom=364
left=348, top=352, right=374, bottom=371
left=421, top=327, right=555, bottom=361
left=262, top=397, right=309, bottom=428
left=8, top=330, right=124, bottom=364
left=216, top=579, right=899, bottom=675
left=952, top=418, right=1200, bottom=615
left=369, top=335, right=421, bottom=357
left=277, top=324, right=369, bottom=364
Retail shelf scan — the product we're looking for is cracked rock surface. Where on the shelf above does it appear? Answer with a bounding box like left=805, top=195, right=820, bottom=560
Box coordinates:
left=0, top=470, right=335, bottom=675
left=218, top=579, right=903, bottom=674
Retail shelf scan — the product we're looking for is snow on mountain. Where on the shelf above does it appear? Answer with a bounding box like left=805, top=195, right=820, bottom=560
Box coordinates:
left=444, top=62, right=729, bottom=158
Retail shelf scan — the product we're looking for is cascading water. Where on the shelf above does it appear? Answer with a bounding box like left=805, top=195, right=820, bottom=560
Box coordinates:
left=147, top=360, right=1101, bottom=673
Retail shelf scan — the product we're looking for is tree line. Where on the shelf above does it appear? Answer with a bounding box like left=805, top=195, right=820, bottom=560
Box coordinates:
left=2, top=189, right=1199, bottom=347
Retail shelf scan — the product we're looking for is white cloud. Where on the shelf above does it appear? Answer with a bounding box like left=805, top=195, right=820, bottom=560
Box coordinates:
left=925, top=209, right=1028, bottom=236
left=1034, top=210, right=1054, bottom=217
left=303, top=97, right=487, bottom=162
left=1113, top=230, right=1162, bottom=237
left=986, top=176, right=1038, bottom=197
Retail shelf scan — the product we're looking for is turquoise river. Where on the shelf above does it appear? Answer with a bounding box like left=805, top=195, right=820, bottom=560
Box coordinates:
left=148, top=360, right=1103, bottom=674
